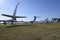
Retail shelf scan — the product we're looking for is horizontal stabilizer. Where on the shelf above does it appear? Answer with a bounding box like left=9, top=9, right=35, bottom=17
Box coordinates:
left=2, top=14, right=27, bottom=18
left=2, top=14, right=13, bottom=17
left=15, top=16, right=27, bottom=18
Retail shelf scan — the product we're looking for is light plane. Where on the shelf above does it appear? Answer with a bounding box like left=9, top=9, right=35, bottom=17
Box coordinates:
left=0, top=2, right=27, bottom=24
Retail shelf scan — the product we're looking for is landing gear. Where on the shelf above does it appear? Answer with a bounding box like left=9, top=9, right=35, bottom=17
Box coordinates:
left=11, top=21, right=13, bottom=25
left=3, top=21, right=6, bottom=25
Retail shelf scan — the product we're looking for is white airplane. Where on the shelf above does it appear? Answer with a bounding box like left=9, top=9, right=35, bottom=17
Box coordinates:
left=0, top=2, right=27, bottom=24
left=29, top=16, right=39, bottom=23
left=21, top=16, right=40, bottom=24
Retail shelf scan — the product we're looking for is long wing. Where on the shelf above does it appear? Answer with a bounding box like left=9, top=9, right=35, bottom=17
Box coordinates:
left=15, top=16, right=27, bottom=18
left=0, top=20, right=12, bottom=22
left=0, top=20, right=5, bottom=22
left=0, top=20, right=21, bottom=22
left=2, top=14, right=13, bottom=17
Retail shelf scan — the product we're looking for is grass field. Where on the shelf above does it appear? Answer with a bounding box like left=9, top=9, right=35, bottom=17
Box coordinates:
left=0, top=23, right=60, bottom=40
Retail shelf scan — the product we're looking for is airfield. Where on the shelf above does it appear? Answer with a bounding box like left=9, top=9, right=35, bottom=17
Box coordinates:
left=0, top=23, right=60, bottom=40
left=0, top=1, right=60, bottom=40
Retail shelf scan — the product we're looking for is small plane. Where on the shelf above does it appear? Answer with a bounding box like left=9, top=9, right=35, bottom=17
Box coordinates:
left=0, top=2, right=27, bottom=24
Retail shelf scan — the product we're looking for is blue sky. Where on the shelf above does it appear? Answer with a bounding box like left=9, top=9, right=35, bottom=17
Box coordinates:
left=0, top=0, right=60, bottom=21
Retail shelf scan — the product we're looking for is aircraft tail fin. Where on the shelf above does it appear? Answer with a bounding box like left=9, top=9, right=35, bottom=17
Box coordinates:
left=13, top=2, right=20, bottom=17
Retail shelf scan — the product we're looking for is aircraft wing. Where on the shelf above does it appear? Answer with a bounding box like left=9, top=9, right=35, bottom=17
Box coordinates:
left=2, top=14, right=13, bottom=17
left=15, top=16, right=27, bottom=18
left=0, top=20, right=21, bottom=22
left=0, top=20, right=5, bottom=22
left=0, top=20, right=12, bottom=22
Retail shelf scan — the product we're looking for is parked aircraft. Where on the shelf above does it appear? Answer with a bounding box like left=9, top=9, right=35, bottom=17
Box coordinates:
left=44, top=18, right=49, bottom=23
left=29, top=16, right=39, bottom=23
left=0, top=2, right=27, bottom=24
left=21, top=16, right=40, bottom=24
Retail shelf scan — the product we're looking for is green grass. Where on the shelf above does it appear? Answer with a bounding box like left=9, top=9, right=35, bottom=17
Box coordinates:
left=0, top=23, right=60, bottom=40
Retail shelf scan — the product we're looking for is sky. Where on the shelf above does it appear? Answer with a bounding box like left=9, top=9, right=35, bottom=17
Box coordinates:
left=0, top=0, right=60, bottom=21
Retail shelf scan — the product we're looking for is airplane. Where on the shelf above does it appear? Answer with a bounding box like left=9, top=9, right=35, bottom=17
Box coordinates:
left=21, top=16, right=40, bottom=24
left=0, top=2, right=27, bottom=24
left=44, top=18, right=49, bottom=23
left=29, top=16, right=40, bottom=23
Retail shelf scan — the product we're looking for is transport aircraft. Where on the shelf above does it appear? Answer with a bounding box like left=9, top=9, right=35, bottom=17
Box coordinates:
left=29, top=16, right=39, bottom=23
left=21, top=16, right=39, bottom=24
left=0, top=2, right=27, bottom=24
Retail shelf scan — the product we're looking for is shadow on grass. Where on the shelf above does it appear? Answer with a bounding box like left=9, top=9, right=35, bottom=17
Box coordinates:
left=5, top=24, right=35, bottom=28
